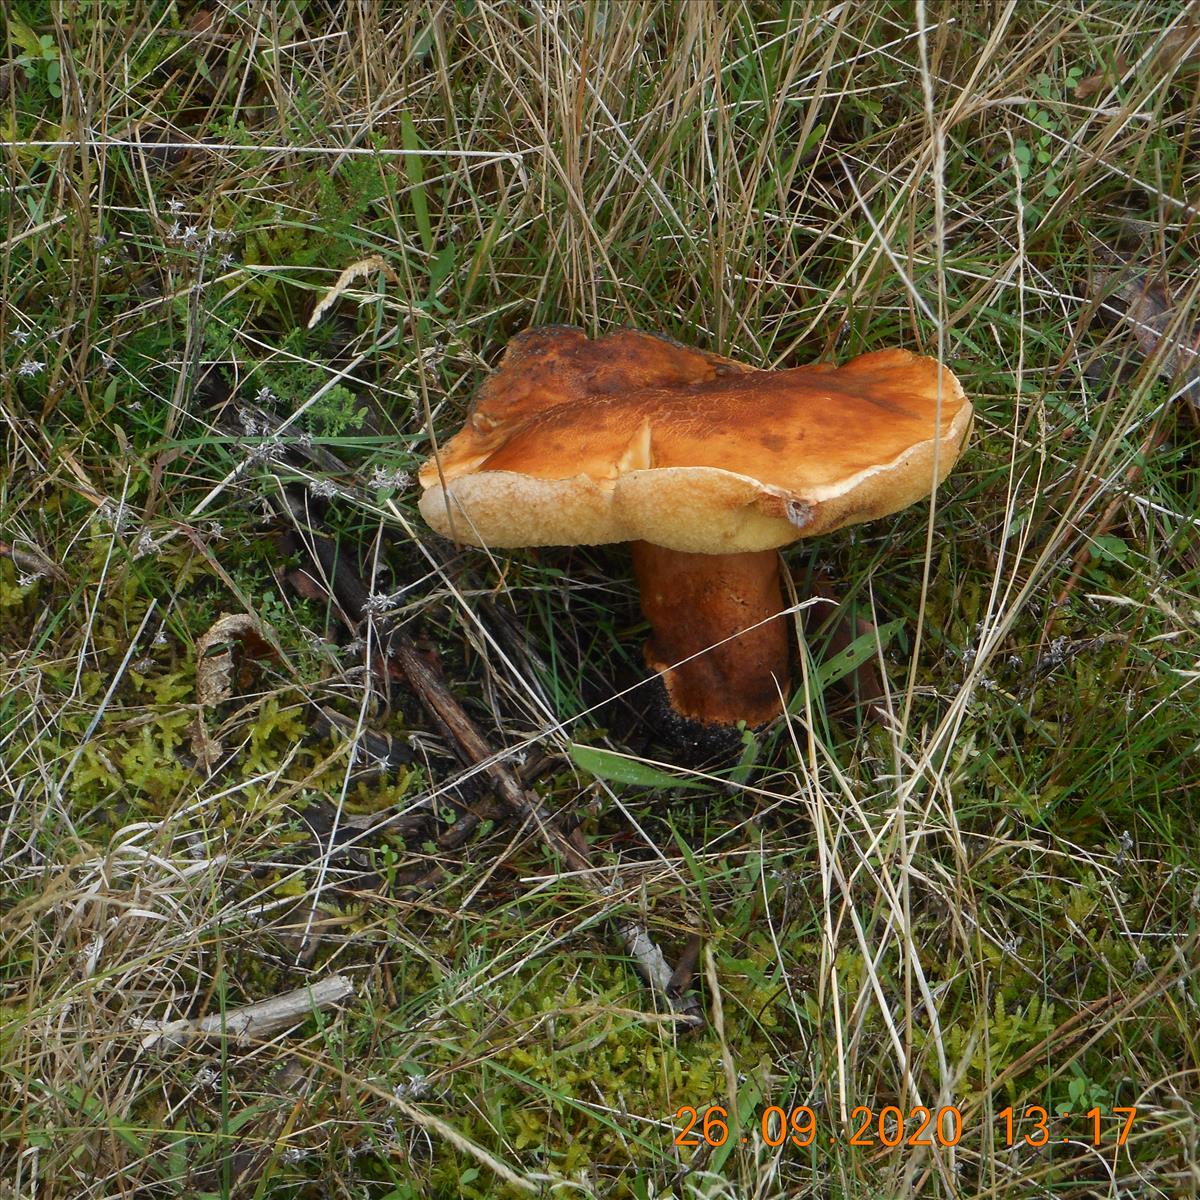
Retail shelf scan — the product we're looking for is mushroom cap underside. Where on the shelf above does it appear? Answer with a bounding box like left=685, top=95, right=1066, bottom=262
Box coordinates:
left=418, top=328, right=973, bottom=554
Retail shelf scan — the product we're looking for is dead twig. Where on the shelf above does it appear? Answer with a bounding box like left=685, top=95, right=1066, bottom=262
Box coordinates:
left=386, top=629, right=704, bottom=1026
left=667, top=932, right=702, bottom=999
left=0, top=536, right=66, bottom=582
left=131, top=973, right=355, bottom=1052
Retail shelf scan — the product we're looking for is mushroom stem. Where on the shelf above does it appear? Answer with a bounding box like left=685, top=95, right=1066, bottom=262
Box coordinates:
left=630, top=542, right=790, bottom=727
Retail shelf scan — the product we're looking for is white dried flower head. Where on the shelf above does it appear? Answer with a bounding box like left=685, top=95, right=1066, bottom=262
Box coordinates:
left=99, top=351, right=116, bottom=370
left=217, top=252, right=235, bottom=269
left=363, top=591, right=393, bottom=615
left=93, top=234, right=107, bottom=247
left=368, top=465, right=412, bottom=492
left=182, top=224, right=200, bottom=244
left=16, top=571, right=45, bottom=587
left=393, top=1074, right=430, bottom=1101
left=255, top=385, right=275, bottom=405
left=308, top=478, right=342, bottom=499
left=12, top=328, right=30, bottom=344
left=247, top=437, right=284, bottom=465
left=237, top=407, right=261, bottom=435
left=206, top=521, right=224, bottom=542
left=97, top=498, right=132, bottom=533
left=1114, top=829, right=1134, bottom=867
left=152, top=627, right=168, bottom=646
left=167, top=198, right=184, bottom=213
left=17, top=360, right=45, bottom=377
left=294, top=429, right=314, bottom=450
left=167, top=221, right=181, bottom=241
left=134, top=527, right=159, bottom=558
left=131, top=655, right=156, bottom=673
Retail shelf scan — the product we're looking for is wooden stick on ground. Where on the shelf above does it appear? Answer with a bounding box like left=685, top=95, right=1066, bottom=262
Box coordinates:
left=132, top=973, right=355, bottom=1052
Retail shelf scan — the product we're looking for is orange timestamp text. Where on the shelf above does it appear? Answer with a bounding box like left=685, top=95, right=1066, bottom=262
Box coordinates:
left=673, top=1103, right=1138, bottom=1150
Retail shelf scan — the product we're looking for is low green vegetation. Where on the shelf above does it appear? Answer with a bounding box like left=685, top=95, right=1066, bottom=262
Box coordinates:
left=2, top=2, right=1198, bottom=1197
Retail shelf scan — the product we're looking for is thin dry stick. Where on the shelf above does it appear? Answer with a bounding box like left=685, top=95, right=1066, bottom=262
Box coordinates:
left=0, top=538, right=66, bottom=581
left=131, top=973, right=355, bottom=1052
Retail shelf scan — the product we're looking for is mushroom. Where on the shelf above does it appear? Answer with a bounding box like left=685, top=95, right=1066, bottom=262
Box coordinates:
left=418, top=326, right=972, bottom=727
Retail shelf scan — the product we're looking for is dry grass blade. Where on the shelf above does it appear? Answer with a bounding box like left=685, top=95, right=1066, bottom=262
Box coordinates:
left=307, top=254, right=401, bottom=329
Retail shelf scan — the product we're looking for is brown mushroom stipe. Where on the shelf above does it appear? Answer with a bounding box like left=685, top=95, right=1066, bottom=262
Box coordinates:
left=418, top=326, right=973, bottom=727
left=631, top=542, right=788, bottom=727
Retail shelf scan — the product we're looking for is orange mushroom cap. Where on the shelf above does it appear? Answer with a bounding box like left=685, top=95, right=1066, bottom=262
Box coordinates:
left=419, top=326, right=971, bottom=552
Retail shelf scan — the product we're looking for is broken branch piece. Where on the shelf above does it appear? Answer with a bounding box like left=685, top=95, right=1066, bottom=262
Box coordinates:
left=132, top=973, right=355, bottom=1052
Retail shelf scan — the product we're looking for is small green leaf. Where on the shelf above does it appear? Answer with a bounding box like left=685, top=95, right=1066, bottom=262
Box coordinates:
left=568, top=743, right=704, bottom=790
left=726, top=723, right=759, bottom=786
left=1091, top=534, right=1129, bottom=563
left=428, top=243, right=455, bottom=291
left=4, top=14, right=44, bottom=59
left=400, top=111, right=433, bottom=255
left=799, top=121, right=828, bottom=157
left=815, top=617, right=904, bottom=690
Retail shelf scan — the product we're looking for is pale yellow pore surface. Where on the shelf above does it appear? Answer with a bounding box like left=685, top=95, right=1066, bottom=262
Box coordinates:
left=419, top=467, right=789, bottom=553
left=417, top=330, right=973, bottom=553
